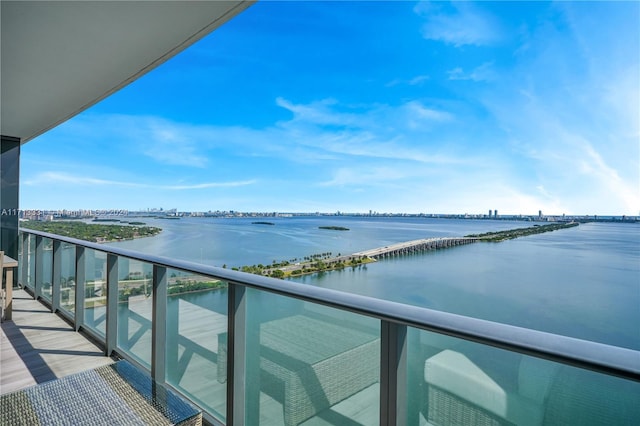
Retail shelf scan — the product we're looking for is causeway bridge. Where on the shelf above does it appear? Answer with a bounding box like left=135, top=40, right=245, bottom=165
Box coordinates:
left=353, top=237, right=477, bottom=259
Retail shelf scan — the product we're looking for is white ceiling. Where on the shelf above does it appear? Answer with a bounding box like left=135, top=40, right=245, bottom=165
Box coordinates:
left=1, top=1, right=254, bottom=143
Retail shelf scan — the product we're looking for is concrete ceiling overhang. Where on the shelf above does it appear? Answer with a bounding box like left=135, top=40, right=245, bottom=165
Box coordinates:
left=1, top=0, right=254, bottom=143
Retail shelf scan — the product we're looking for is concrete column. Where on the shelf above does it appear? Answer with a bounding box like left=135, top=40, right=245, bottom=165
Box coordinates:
left=1, top=136, right=20, bottom=275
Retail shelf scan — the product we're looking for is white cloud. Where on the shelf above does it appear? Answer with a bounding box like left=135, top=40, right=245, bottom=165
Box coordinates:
left=415, top=2, right=502, bottom=47
left=23, top=171, right=255, bottom=191
left=386, top=75, right=430, bottom=87
left=143, top=120, right=209, bottom=168
left=165, top=180, right=257, bottom=190
left=579, top=142, right=639, bottom=213
left=404, top=101, right=454, bottom=124
left=481, top=80, right=639, bottom=215
left=25, top=56, right=638, bottom=216
left=23, top=172, right=144, bottom=188
left=409, top=75, right=430, bottom=85
left=318, top=167, right=409, bottom=187
left=37, top=97, right=469, bottom=174
left=275, top=97, right=366, bottom=128
left=23, top=97, right=488, bottom=213
left=452, top=2, right=640, bottom=216
left=536, top=185, right=552, bottom=199
left=448, top=62, right=496, bottom=82
left=52, top=114, right=212, bottom=168
left=268, top=98, right=462, bottom=165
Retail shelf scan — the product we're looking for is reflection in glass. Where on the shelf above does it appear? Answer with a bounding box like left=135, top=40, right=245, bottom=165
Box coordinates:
left=410, top=328, right=640, bottom=425
left=39, top=237, right=52, bottom=301
left=241, top=289, right=380, bottom=425
left=84, top=249, right=107, bottom=336
left=165, top=269, right=228, bottom=421
left=25, top=234, right=36, bottom=290
left=117, top=258, right=153, bottom=367
left=59, top=242, right=76, bottom=314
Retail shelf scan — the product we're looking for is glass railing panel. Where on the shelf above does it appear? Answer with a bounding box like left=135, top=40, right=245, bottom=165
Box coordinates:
left=243, top=288, right=380, bottom=425
left=407, top=328, right=640, bottom=425
left=24, top=233, right=36, bottom=290
left=17, top=232, right=22, bottom=281
left=117, top=257, right=153, bottom=368
left=534, top=362, right=639, bottom=425
left=83, top=248, right=107, bottom=336
left=39, top=237, right=53, bottom=302
left=164, top=269, right=228, bottom=421
left=58, top=242, right=76, bottom=315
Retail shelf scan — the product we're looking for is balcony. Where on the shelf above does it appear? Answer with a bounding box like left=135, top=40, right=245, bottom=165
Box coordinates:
left=2, top=3, right=636, bottom=423
left=1, top=227, right=638, bottom=425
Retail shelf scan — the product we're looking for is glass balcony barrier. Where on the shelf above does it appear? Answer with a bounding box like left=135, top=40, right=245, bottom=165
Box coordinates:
left=38, top=236, right=53, bottom=302
left=84, top=248, right=108, bottom=336
left=164, top=267, right=229, bottom=420
left=17, top=229, right=640, bottom=426
left=409, top=330, right=639, bottom=426
left=57, top=241, right=76, bottom=315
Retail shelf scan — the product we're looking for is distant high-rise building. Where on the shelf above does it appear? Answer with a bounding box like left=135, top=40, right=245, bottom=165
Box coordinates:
left=494, top=210, right=498, bottom=218
left=539, top=210, right=543, bottom=218
left=489, top=209, right=492, bottom=217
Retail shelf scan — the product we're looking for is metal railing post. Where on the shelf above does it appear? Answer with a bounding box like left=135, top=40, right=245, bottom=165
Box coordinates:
left=34, top=235, right=43, bottom=300
left=228, top=284, right=253, bottom=426
left=152, top=265, right=167, bottom=384
left=52, top=239, right=61, bottom=312
left=75, top=246, right=86, bottom=331
left=380, top=321, right=407, bottom=426
left=106, top=253, right=118, bottom=356
left=166, top=282, right=179, bottom=385
left=19, top=232, right=28, bottom=289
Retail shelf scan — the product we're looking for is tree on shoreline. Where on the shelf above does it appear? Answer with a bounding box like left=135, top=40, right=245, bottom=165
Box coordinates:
left=21, top=220, right=161, bottom=243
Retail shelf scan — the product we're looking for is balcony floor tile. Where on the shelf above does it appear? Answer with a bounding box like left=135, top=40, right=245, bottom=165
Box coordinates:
left=1, top=289, right=114, bottom=395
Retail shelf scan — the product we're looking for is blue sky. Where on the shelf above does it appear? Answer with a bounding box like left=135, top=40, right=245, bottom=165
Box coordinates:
left=21, top=1, right=639, bottom=215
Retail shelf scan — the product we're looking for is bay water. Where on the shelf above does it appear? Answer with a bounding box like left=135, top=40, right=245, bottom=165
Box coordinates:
left=108, top=217, right=640, bottom=350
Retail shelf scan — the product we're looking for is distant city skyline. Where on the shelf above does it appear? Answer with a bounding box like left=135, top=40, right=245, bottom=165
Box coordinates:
left=20, top=2, right=639, bottom=215
left=16, top=207, right=636, bottom=221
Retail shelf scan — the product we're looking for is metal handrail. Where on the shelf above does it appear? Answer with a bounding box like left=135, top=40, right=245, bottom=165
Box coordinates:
left=19, top=227, right=640, bottom=382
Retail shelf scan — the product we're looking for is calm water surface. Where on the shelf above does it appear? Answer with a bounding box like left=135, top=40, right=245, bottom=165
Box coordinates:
left=108, top=217, right=640, bottom=350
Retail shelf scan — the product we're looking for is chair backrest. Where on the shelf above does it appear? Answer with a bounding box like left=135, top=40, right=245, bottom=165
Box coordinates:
left=543, top=365, right=640, bottom=425
left=518, top=355, right=559, bottom=404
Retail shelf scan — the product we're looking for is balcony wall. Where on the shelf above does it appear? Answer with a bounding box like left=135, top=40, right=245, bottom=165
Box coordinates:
left=17, top=228, right=640, bottom=425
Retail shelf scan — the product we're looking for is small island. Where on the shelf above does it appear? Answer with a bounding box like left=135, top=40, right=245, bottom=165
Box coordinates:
left=20, top=220, right=162, bottom=243
left=252, top=221, right=275, bottom=225
left=465, top=222, right=579, bottom=242
left=319, top=226, right=350, bottom=231
left=229, top=251, right=373, bottom=278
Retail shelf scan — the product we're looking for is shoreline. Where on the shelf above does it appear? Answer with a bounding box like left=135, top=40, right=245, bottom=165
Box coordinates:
left=234, top=222, right=582, bottom=279
left=20, top=220, right=162, bottom=243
